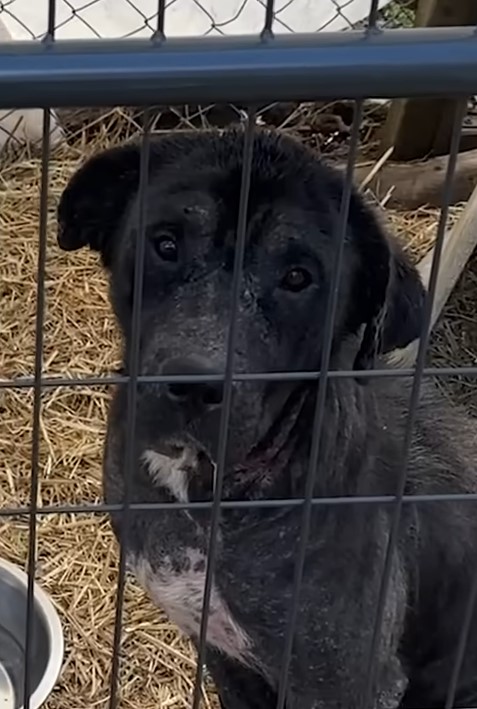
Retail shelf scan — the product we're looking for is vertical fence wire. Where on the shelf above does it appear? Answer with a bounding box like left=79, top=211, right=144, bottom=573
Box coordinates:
left=274, top=97, right=364, bottom=709
left=23, top=105, right=52, bottom=709
left=156, top=0, right=166, bottom=38
left=191, top=108, right=257, bottom=709
left=44, top=0, right=57, bottom=38
left=360, top=97, right=468, bottom=709
left=108, top=110, right=152, bottom=709
left=263, top=0, right=275, bottom=35
left=22, top=1, right=56, bottom=707
left=367, top=0, right=381, bottom=28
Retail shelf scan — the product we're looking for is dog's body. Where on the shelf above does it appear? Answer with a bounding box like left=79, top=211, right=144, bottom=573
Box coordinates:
left=58, top=128, right=477, bottom=709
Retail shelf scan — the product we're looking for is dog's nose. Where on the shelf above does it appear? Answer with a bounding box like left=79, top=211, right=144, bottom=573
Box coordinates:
left=161, top=356, right=223, bottom=407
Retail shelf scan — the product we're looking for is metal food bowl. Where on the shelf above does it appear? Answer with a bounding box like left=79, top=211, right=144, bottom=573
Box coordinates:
left=0, top=559, right=64, bottom=709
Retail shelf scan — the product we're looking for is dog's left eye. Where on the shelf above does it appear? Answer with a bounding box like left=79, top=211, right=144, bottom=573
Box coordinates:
left=154, top=234, right=178, bottom=262
left=281, top=267, right=312, bottom=292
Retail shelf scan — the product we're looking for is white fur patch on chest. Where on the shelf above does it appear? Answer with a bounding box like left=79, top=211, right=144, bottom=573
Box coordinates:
left=128, top=550, right=252, bottom=665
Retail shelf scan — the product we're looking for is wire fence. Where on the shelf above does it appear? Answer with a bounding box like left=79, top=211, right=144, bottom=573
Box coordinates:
left=0, top=0, right=416, bottom=152
left=1, top=1, right=477, bottom=709
left=0, top=0, right=416, bottom=40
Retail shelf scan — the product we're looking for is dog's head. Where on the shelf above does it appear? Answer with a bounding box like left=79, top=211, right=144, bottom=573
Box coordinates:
left=57, top=128, right=425, bottom=472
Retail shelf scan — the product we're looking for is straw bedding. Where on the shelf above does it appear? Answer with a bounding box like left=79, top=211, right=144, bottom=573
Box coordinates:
left=0, top=109, right=475, bottom=708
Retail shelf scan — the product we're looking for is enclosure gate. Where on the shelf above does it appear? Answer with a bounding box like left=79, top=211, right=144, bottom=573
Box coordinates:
left=1, top=0, right=477, bottom=707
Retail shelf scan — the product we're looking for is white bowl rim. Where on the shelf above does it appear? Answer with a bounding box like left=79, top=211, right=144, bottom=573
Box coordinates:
left=0, top=558, right=64, bottom=709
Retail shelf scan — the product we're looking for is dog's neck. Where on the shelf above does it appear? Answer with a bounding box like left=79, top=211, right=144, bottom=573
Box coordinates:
left=226, top=373, right=379, bottom=503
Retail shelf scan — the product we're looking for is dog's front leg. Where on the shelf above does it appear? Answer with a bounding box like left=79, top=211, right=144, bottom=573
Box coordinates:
left=205, top=650, right=278, bottom=709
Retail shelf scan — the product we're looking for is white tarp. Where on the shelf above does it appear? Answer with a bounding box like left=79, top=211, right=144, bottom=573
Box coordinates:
left=0, top=18, right=64, bottom=152
left=1, top=0, right=394, bottom=39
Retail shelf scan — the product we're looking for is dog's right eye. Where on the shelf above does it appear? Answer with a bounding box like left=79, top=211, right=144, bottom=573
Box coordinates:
left=280, top=266, right=312, bottom=293
left=153, top=234, right=178, bottom=262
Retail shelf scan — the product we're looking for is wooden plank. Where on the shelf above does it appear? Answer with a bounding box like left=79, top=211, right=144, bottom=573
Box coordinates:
left=387, top=182, right=477, bottom=367
left=350, top=147, right=477, bottom=209
left=380, top=0, right=477, bottom=161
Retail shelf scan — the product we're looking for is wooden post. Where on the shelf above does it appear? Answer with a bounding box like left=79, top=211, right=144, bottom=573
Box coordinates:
left=380, top=0, right=477, bottom=162
left=387, top=182, right=477, bottom=368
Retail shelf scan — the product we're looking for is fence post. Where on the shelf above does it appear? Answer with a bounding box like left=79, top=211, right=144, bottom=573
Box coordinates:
left=380, top=0, right=477, bottom=161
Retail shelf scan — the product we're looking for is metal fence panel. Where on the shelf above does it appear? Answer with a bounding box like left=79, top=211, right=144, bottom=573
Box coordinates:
left=0, top=29, right=477, bottom=108
left=1, top=1, right=477, bottom=708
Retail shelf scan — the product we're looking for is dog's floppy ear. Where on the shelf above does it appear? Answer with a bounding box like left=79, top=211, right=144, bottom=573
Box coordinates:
left=381, top=239, right=427, bottom=354
left=350, top=196, right=426, bottom=373
left=57, top=142, right=142, bottom=269
left=57, top=131, right=210, bottom=268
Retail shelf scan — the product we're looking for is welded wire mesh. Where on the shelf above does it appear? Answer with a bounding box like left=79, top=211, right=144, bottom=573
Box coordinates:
left=1, top=0, right=477, bottom=708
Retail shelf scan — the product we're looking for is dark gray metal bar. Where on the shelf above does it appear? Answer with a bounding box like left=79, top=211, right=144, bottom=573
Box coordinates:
left=108, top=111, right=152, bottom=709
left=23, top=106, right=51, bottom=709
left=156, top=0, right=166, bottom=38
left=263, top=0, right=275, bottom=35
left=2, top=364, right=477, bottom=390
left=23, top=5, right=56, bottom=706
left=4, top=493, right=477, bottom=520
left=192, top=109, right=257, bottom=709
left=0, top=28, right=477, bottom=108
left=361, top=99, right=468, bottom=709
left=367, top=0, right=381, bottom=29
left=276, top=99, right=364, bottom=709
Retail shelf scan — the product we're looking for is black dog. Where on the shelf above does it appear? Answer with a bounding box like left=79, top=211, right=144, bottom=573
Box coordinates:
left=57, top=127, right=477, bottom=709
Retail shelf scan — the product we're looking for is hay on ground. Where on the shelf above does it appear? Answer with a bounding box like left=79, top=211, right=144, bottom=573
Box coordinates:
left=1, top=109, right=476, bottom=709
left=1, top=118, right=219, bottom=709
